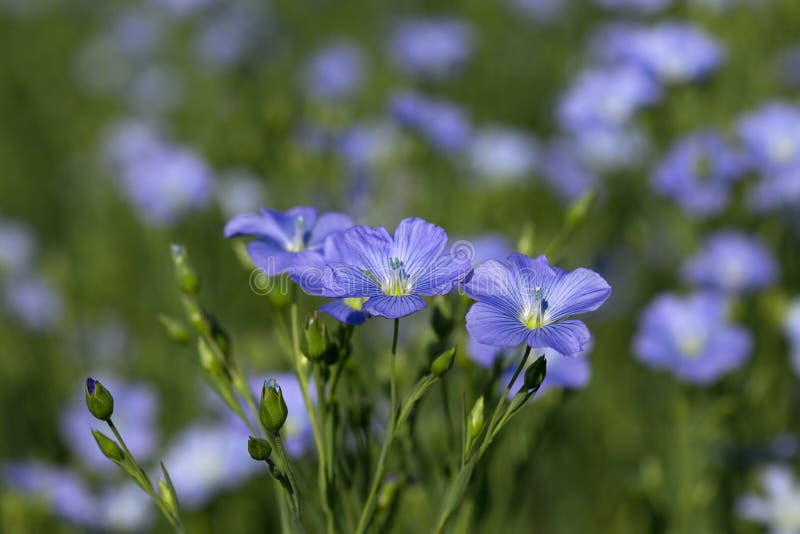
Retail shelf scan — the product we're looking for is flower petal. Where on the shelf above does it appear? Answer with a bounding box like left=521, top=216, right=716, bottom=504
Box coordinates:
left=324, top=262, right=382, bottom=298
left=224, top=212, right=290, bottom=247
left=391, top=217, right=448, bottom=278
left=526, top=319, right=591, bottom=356
left=546, top=267, right=611, bottom=321
left=464, top=259, right=528, bottom=318
left=341, top=225, right=394, bottom=283
left=414, top=253, right=472, bottom=296
left=291, top=251, right=328, bottom=296
left=465, top=301, right=530, bottom=347
left=308, top=212, right=354, bottom=249
left=362, top=295, right=426, bottom=318
left=319, top=300, right=370, bottom=325
left=247, top=241, right=297, bottom=276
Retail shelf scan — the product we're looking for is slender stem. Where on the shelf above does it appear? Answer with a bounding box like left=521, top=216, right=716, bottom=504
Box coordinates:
left=435, top=345, right=532, bottom=533
left=290, top=289, right=334, bottom=533
left=273, top=433, right=304, bottom=530
left=355, top=318, right=400, bottom=534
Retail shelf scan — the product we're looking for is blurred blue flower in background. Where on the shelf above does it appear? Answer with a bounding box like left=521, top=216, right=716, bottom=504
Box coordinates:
left=3, top=275, right=63, bottom=333
left=128, top=65, right=184, bottom=115
left=109, top=6, right=166, bottom=60
left=597, top=21, right=725, bottom=84
left=571, top=124, right=650, bottom=173
left=225, top=206, right=354, bottom=276
left=390, top=90, right=472, bottom=154
left=0, top=219, right=36, bottom=275
left=558, top=65, right=661, bottom=132
left=151, top=0, right=214, bottom=18
left=60, top=378, right=159, bottom=474
left=633, top=292, right=751, bottom=384
left=303, top=39, right=367, bottom=101
left=539, top=140, right=598, bottom=202
left=96, top=483, right=154, bottom=531
left=593, top=0, right=672, bottom=14
left=323, top=218, right=472, bottom=318
left=465, top=254, right=611, bottom=356
left=161, top=422, right=258, bottom=509
left=216, top=170, right=269, bottom=218
left=468, top=126, right=540, bottom=184
left=388, top=17, right=475, bottom=80
left=334, top=121, right=401, bottom=172
left=749, top=166, right=800, bottom=213
left=737, top=464, right=800, bottom=533
left=651, top=130, right=749, bottom=216
left=682, top=231, right=778, bottom=294
left=506, top=347, right=592, bottom=396
left=104, top=120, right=215, bottom=226
left=784, top=298, right=800, bottom=375
left=738, top=101, right=800, bottom=173
left=3, top=463, right=96, bottom=527
left=193, top=2, right=269, bottom=68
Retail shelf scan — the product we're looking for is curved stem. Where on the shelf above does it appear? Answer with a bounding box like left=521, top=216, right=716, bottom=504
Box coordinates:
left=354, top=318, right=400, bottom=534
left=273, top=433, right=304, bottom=531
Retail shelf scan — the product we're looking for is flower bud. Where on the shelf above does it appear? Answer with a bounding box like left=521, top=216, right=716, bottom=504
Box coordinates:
left=158, top=463, right=179, bottom=518
left=467, top=396, right=485, bottom=440
left=85, top=378, right=114, bottom=420
left=91, top=429, right=124, bottom=462
left=170, top=244, right=200, bottom=295
left=300, top=311, right=328, bottom=361
left=248, top=437, right=273, bottom=461
left=430, top=299, right=454, bottom=339
left=260, top=379, right=288, bottom=434
left=377, top=474, right=403, bottom=512
left=431, top=346, right=456, bottom=377
left=198, top=338, right=227, bottom=380
left=157, top=314, right=191, bottom=345
left=521, top=355, right=547, bottom=395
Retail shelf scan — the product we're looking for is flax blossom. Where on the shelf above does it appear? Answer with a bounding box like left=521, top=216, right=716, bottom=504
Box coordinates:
left=224, top=206, right=353, bottom=276
left=321, top=218, right=471, bottom=319
left=464, top=254, right=611, bottom=356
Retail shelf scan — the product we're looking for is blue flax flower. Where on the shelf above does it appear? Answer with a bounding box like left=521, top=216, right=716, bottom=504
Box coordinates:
left=388, top=17, right=475, bottom=80
left=737, top=464, right=800, bottom=534
left=633, top=292, right=751, bottom=384
left=651, top=130, right=749, bottom=217
left=468, top=126, right=540, bottom=184
left=599, top=21, right=725, bottom=84
left=224, top=206, right=353, bottom=276
left=738, top=101, right=800, bottom=173
left=558, top=65, right=661, bottom=132
left=303, top=39, right=366, bottom=101
left=464, top=254, right=611, bottom=356
left=322, top=218, right=472, bottom=319
left=682, top=231, right=778, bottom=294
left=390, top=90, right=472, bottom=154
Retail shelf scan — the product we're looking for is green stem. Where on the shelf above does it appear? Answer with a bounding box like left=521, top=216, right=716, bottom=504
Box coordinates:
left=354, top=318, right=400, bottom=534
left=273, top=433, right=304, bottom=531
left=435, top=346, right=532, bottom=533
left=290, top=290, right=335, bottom=533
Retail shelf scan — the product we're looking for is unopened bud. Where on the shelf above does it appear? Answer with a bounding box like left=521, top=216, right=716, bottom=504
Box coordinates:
left=248, top=437, right=273, bottom=461
left=198, top=338, right=226, bottom=379
left=521, top=355, right=547, bottom=395
left=467, top=396, right=485, bottom=440
left=85, top=378, right=114, bottom=420
left=431, top=346, right=456, bottom=377
left=170, top=244, right=200, bottom=295
left=157, top=314, right=191, bottom=345
left=300, top=311, right=328, bottom=360
left=92, top=429, right=123, bottom=462
left=158, top=463, right=179, bottom=517
left=260, top=379, right=288, bottom=434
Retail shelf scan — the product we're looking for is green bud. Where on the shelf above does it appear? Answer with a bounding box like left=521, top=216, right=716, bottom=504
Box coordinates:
left=260, top=379, right=288, bottom=434
left=300, top=311, right=328, bottom=360
left=521, top=355, right=547, bottom=395
left=430, top=299, right=455, bottom=339
left=431, top=346, right=456, bottom=377
left=565, top=190, right=597, bottom=230
left=377, top=474, right=403, bottom=512
left=158, top=463, right=180, bottom=518
left=85, top=378, right=114, bottom=420
left=157, top=314, right=191, bottom=345
left=170, top=244, right=200, bottom=295
left=467, top=396, right=485, bottom=440
left=91, top=429, right=124, bottom=462
left=198, top=338, right=226, bottom=379
left=248, top=437, right=273, bottom=461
